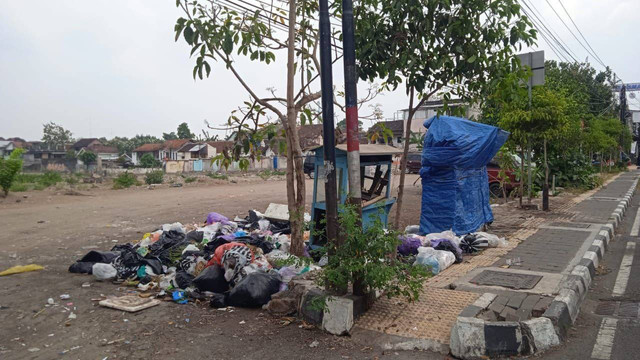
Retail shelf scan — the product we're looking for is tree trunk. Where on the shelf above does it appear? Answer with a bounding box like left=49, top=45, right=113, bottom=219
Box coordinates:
left=284, top=0, right=305, bottom=257
left=393, top=88, right=417, bottom=230
left=542, top=138, right=549, bottom=211
left=519, top=148, right=525, bottom=208
left=526, top=143, right=532, bottom=204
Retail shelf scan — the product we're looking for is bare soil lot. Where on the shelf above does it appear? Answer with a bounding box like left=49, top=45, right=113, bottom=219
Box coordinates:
left=0, top=175, right=434, bottom=360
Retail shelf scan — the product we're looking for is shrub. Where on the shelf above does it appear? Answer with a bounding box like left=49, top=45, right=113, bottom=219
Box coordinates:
left=140, top=153, right=161, bottom=168
left=145, top=170, right=164, bottom=185
left=184, top=176, right=197, bottom=183
left=113, top=172, right=140, bottom=189
left=9, top=183, right=28, bottom=192
left=0, top=149, right=25, bottom=196
left=39, top=171, right=62, bottom=187
left=314, top=205, right=429, bottom=305
left=65, top=176, right=79, bottom=186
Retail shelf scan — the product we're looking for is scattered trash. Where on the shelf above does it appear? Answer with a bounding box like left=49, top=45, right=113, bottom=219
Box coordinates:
left=309, top=340, right=319, bottom=348
left=60, top=294, right=71, bottom=300
left=82, top=282, right=91, bottom=288
left=172, top=291, right=188, bottom=304
left=0, top=264, right=44, bottom=276
left=239, top=320, right=246, bottom=324
left=505, top=257, right=522, bottom=266
left=99, top=295, right=160, bottom=312
left=92, top=263, right=117, bottom=280
left=28, top=347, right=40, bottom=352
left=68, top=312, right=76, bottom=320
left=47, top=298, right=55, bottom=305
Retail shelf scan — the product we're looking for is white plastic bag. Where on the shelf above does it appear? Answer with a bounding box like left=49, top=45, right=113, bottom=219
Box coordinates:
left=474, top=232, right=508, bottom=248
left=414, top=247, right=440, bottom=274
left=92, top=263, right=117, bottom=281
left=162, top=222, right=185, bottom=233
left=405, top=225, right=420, bottom=234
left=200, top=223, right=221, bottom=242
left=422, top=230, right=461, bottom=247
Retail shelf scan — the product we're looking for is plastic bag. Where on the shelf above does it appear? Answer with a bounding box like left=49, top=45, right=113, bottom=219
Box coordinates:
left=474, top=232, right=508, bottom=248
left=162, top=222, right=185, bottom=233
left=68, top=262, right=94, bottom=274
left=423, top=230, right=460, bottom=247
left=92, top=263, right=117, bottom=280
left=413, top=247, right=454, bottom=274
left=226, top=272, right=282, bottom=308
left=405, top=225, right=420, bottom=234
left=192, top=265, right=230, bottom=293
left=206, top=212, right=229, bottom=225
left=258, top=219, right=271, bottom=232
left=209, top=293, right=227, bottom=308
left=430, top=238, right=463, bottom=263
left=175, top=270, right=195, bottom=289
left=78, top=250, right=120, bottom=264
left=398, top=236, right=422, bottom=256
left=414, top=249, right=440, bottom=274
left=265, top=249, right=291, bottom=268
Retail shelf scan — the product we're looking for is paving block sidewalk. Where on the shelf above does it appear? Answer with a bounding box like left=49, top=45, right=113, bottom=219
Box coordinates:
left=355, top=172, right=638, bottom=353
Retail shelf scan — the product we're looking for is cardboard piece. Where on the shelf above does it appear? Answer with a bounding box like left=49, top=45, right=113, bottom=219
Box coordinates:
left=99, top=295, right=160, bottom=312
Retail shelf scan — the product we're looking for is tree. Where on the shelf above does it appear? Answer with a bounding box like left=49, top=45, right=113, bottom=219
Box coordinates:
left=103, top=135, right=163, bottom=156
left=177, top=122, right=195, bottom=139
left=175, top=0, right=333, bottom=256
left=163, top=132, right=178, bottom=140
left=42, top=122, right=73, bottom=150
left=0, top=148, right=24, bottom=197
left=355, top=0, right=535, bottom=228
left=78, top=150, right=97, bottom=164
left=140, top=153, right=161, bottom=168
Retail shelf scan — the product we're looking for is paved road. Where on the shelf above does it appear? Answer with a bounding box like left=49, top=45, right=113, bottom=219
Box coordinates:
left=544, top=181, right=640, bottom=360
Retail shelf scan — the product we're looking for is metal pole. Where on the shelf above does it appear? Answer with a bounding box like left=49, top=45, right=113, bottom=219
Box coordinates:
left=319, top=0, right=339, bottom=255
left=341, top=0, right=362, bottom=210
left=527, top=65, right=533, bottom=204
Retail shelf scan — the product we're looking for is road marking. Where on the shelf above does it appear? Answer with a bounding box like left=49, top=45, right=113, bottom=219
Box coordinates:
left=612, top=242, right=636, bottom=297
left=631, top=207, right=640, bottom=236
left=591, top=317, right=618, bottom=359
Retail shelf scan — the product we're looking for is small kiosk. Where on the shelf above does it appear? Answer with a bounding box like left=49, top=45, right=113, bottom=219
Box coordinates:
left=308, top=144, right=402, bottom=248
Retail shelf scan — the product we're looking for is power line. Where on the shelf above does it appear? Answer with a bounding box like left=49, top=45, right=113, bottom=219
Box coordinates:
left=556, top=0, right=607, bottom=67
left=543, top=0, right=608, bottom=68
left=519, top=4, right=570, bottom=62
left=519, top=0, right=578, bottom=62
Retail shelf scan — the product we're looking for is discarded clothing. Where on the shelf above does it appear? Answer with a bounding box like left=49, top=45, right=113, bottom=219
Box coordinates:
left=207, top=242, right=254, bottom=268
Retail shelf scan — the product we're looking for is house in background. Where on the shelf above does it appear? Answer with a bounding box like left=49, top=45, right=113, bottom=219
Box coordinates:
left=178, top=142, right=215, bottom=160
left=132, top=139, right=191, bottom=165
left=395, top=99, right=480, bottom=135
left=0, top=140, right=15, bottom=158
left=367, top=120, right=405, bottom=147
left=72, top=138, right=119, bottom=161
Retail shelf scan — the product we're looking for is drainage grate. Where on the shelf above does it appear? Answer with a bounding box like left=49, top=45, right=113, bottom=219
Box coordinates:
left=594, top=301, right=640, bottom=318
left=470, top=270, right=543, bottom=290
left=549, top=222, right=591, bottom=229
left=595, top=301, right=617, bottom=316
left=618, top=302, right=640, bottom=318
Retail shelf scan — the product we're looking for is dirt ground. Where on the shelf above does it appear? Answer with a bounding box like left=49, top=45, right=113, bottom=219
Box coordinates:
left=0, top=175, right=438, bottom=360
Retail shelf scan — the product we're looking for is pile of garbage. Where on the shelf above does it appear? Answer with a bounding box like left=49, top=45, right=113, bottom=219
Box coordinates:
left=69, top=209, right=317, bottom=309
left=400, top=226, right=507, bottom=274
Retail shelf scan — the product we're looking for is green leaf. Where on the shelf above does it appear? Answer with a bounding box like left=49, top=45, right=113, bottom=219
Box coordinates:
left=467, top=55, right=477, bottom=63
left=183, top=26, right=194, bottom=45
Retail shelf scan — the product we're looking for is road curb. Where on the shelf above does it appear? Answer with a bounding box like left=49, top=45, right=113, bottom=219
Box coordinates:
left=449, top=175, right=638, bottom=359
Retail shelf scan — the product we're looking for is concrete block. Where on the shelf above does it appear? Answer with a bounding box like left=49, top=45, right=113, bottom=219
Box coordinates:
left=578, top=258, right=596, bottom=279
left=542, top=301, right=572, bottom=340
left=515, top=307, right=532, bottom=321
left=322, top=296, right=354, bottom=335
left=522, top=317, right=560, bottom=353
left=592, top=239, right=605, bottom=257
left=583, top=250, right=599, bottom=269
left=459, top=305, right=483, bottom=318
left=484, top=321, right=523, bottom=357
left=473, top=293, right=497, bottom=309
left=555, top=288, right=580, bottom=322
left=300, top=288, right=324, bottom=325
left=506, top=292, right=528, bottom=309
left=450, top=317, right=486, bottom=359
left=532, top=297, right=553, bottom=317
left=560, top=275, right=587, bottom=301
left=500, top=306, right=518, bottom=321
left=588, top=245, right=603, bottom=260
left=521, top=295, right=541, bottom=311
left=571, top=265, right=592, bottom=289
left=488, top=299, right=506, bottom=315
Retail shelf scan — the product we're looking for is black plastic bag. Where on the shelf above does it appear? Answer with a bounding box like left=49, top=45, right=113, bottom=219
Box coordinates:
left=185, top=230, right=204, bottom=243
left=175, top=270, right=195, bottom=289
left=112, top=247, right=143, bottom=279
left=203, top=238, right=229, bottom=255
left=234, top=235, right=275, bottom=254
left=68, top=262, right=94, bottom=274
left=140, top=257, right=163, bottom=275
left=226, top=272, right=282, bottom=308
left=192, top=266, right=229, bottom=293
left=209, top=293, right=227, bottom=308
left=78, top=250, right=119, bottom=264
left=433, top=239, right=464, bottom=263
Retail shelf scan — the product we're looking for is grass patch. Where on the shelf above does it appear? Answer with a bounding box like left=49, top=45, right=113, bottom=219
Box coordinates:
left=258, top=169, right=286, bottom=180
left=9, top=183, right=28, bottom=192
left=184, top=176, right=197, bottom=183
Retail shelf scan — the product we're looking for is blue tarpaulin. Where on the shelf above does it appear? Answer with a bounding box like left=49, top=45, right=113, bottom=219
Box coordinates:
left=419, top=115, right=509, bottom=235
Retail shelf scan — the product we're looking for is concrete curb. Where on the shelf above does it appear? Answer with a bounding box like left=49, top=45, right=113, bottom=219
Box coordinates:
left=450, top=175, right=638, bottom=359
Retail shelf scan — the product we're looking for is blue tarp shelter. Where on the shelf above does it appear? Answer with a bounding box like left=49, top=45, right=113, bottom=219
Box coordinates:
left=419, top=115, right=509, bottom=235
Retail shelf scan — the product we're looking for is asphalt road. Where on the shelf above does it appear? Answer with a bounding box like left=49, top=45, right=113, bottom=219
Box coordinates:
left=543, top=184, right=640, bottom=360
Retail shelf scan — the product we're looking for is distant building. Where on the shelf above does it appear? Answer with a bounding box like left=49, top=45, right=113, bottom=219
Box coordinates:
left=131, top=139, right=191, bottom=165
left=396, top=99, right=480, bottom=135
left=0, top=140, right=16, bottom=158
left=72, top=138, right=119, bottom=161
left=367, top=120, right=404, bottom=147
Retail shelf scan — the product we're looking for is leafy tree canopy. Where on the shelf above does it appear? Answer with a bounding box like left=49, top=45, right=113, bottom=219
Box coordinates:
left=42, top=122, right=73, bottom=150
left=177, top=122, right=195, bottom=139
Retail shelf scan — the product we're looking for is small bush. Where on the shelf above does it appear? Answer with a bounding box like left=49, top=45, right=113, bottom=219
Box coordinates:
left=145, top=170, right=164, bottom=185
left=184, top=176, right=197, bottom=183
left=208, top=172, right=228, bottom=180
left=15, top=173, right=41, bottom=183
left=65, top=176, right=79, bottom=186
left=32, top=183, right=47, bottom=191
left=0, top=149, right=25, bottom=196
left=140, top=153, right=162, bottom=168
left=78, top=151, right=97, bottom=164
left=113, top=172, right=140, bottom=189
left=39, top=171, right=62, bottom=187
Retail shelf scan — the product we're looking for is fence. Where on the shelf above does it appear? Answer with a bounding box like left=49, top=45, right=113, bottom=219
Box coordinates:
left=164, top=156, right=286, bottom=174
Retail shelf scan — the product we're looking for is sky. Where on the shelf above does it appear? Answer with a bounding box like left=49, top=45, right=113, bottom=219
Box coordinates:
left=1, top=0, right=639, bottom=142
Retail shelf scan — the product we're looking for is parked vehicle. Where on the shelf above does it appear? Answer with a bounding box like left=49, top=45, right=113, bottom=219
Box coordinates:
left=487, top=155, right=520, bottom=198
left=406, top=152, right=422, bottom=174
left=303, top=155, right=315, bottom=178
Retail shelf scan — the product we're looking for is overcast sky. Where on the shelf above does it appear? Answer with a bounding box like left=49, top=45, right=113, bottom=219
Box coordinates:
left=1, top=0, right=638, bottom=142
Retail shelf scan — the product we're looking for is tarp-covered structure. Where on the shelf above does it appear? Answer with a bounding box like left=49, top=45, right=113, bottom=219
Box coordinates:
left=419, top=115, right=509, bottom=235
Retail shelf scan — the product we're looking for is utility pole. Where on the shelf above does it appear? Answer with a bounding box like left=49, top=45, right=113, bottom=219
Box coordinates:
left=341, top=0, right=364, bottom=296
left=318, top=0, right=339, bottom=281
left=341, top=0, right=362, bottom=211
